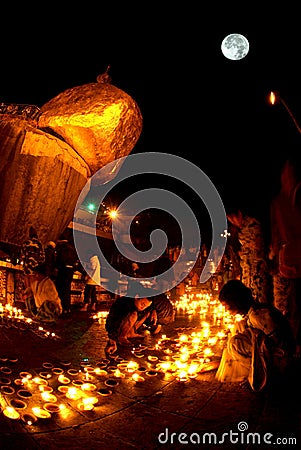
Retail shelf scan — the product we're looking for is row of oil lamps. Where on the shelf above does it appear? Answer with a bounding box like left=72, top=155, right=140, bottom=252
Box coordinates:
left=1, top=290, right=240, bottom=425
left=0, top=302, right=58, bottom=339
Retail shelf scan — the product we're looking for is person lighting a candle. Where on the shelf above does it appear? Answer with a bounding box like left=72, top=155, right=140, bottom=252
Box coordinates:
left=215, top=279, right=295, bottom=392
left=141, top=291, right=175, bottom=335
left=104, top=283, right=155, bottom=356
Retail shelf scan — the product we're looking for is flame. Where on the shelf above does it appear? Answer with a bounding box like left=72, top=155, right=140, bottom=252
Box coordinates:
left=270, top=91, right=276, bottom=105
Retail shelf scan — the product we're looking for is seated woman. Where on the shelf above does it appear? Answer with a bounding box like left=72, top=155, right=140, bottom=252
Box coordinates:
left=105, top=284, right=155, bottom=356
left=23, top=272, right=63, bottom=323
left=216, top=279, right=295, bottom=392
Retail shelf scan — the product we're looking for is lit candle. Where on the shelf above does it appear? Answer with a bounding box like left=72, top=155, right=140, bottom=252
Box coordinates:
left=158, top=361, right=172, bottom=372
left=188, top=363, right=199, bottom=378
left=77, top=401, right=94, bottom=411
left=81, top=383, right=96, bottom=392
left=32, top=407, right=51, bottom=419
left=132, top=373, right=145, bottom=382
left=82, top=396, right=98, bottom=405
left=66, top=387, right=82, bottom=400
left=58, top=375, right=71, bottom=384
left=113, top=368, right=125, bottom=378
left=269, top=91, right=301, bottom=134
left=94, top=368, right=107, bottom=377
left=3, top=406, right=20, bottom=420
left=31, top=376, right=47, bottom=386
left=176, top=370, right=189, bottom=382
left=41, top=392, right=57, bottom=402
left=126, top=361, right=138, bottom=373
left=38, top=385, right=53, bottom=393
left=20, top=372, right=32, bottom=380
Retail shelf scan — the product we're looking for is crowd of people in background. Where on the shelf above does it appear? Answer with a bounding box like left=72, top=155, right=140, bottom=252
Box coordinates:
left=13, top=156, right=301, bottom=392
left=19, top=228, right=85, bottom=321
left=212, top=157, right=301, bottom=391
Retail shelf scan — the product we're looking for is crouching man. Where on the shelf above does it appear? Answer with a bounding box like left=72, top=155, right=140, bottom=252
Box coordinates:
left=105, top=284, right=155, bottom=356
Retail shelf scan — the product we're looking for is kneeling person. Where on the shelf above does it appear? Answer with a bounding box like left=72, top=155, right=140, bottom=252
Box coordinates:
left=23, top=272, right=63, bottom=323
left=105, top=284, right=154, bottom=355
left=143, top=292, right=175, bottom=335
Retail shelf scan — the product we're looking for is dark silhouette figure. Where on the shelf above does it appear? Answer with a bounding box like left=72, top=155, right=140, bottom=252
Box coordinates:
left=269, top=159, right=301, bottom=356
left=55, top=238, right=78, bottom=314
left=151, top=251, right=174, bottom=293
left=20, top=226, right=45, bottom=276
left=41, top=241, right=57, bottom=280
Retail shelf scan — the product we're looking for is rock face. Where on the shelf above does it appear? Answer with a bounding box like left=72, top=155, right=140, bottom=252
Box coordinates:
left=38, top=73, right=143, bottom=185
left=0, top=73, right=143, bottom=245
left=0, top=116, right=90, bottom=245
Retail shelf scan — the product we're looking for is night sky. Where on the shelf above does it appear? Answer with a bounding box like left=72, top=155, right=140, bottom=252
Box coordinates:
left=1, top=15, right=301, bottom=242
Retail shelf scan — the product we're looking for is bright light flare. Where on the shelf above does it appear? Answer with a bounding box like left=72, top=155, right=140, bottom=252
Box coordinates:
left=87, top=203, right=96, bottom=212
left=108, top=209, right=118, bottom=219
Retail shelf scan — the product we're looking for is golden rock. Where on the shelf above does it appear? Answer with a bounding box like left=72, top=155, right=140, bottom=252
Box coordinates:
left=0, top=72, right=143, bottom=245
left=38, top=73, right=143, bottom=184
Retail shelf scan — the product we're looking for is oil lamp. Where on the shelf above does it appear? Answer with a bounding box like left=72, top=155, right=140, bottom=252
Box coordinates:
left=269, top=91, right=301, bottom=134
left=32, top=406, right=51, bottom=419
left=22, top=412, right=37, bottom=425
left=66, top=386, right=82, bottom=400
left=113, top=368, right=125, bottom=378
left=40, top=391, right=57, bottom=402
left=132, top=373, right=145, bottom=382
left=58, top=374, right=70, bottom=384
left=81, top=382, right=97, bottom=391
left=3, top=406, right=20, bottom=419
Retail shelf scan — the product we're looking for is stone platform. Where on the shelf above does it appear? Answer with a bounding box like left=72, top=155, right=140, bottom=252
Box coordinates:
left=0, top=304, right=300, bottom=450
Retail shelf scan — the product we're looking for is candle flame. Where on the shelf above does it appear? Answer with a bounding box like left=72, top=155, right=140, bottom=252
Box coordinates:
left=270, top=91, right=276, bottom=105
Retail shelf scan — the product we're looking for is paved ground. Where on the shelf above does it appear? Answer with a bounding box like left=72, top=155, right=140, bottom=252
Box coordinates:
left=0, top=302, right=300, bottom=450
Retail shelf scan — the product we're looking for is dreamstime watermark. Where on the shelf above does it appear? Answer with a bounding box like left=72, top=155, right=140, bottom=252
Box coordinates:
left=158, top=421, right=297, bottom=446
left=73, top=152, right=228, bottom=297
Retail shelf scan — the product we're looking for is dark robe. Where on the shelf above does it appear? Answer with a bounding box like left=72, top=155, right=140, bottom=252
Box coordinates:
left=105, top=297, right=137, bottom=340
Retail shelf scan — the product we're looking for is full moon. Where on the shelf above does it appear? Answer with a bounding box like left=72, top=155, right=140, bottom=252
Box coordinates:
left=221, top=33, right=249, bottom=60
